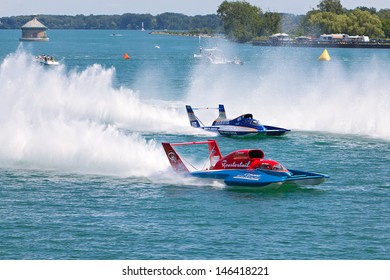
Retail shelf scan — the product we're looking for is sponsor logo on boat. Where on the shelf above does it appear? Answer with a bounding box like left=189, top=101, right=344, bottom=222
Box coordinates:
left=233, top=173, right=261, bottom=180
left=214, top=120, right=230, bottom=125
left=168, top=152, right=177, bottom=163
left=221, top=160, right=250, bottom=169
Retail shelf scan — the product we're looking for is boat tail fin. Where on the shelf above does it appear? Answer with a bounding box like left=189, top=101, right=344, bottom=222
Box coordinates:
left=186, top=105, right=201, bottom=128
left=207, top=139, right=222, bottom=167
left=162, top=142, right=190, bottom=174
left=218, top=104, right=227, bottom=119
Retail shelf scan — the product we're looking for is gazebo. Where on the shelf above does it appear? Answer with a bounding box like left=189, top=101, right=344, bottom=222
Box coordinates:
left=19, top=17, right=49, bottom=41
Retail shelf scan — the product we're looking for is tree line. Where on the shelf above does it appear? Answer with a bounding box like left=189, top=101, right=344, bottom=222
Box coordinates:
left=218, top=0, right=389, bottom=42
left=0, top=0, right=389, bottom=42
left=0, top=13, right=223, bottom=34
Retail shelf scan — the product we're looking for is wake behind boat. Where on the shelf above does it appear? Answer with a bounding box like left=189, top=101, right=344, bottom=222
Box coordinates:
left=186, top=104, right=290, bottom=137
left=162, top=140, right=329, bottom=189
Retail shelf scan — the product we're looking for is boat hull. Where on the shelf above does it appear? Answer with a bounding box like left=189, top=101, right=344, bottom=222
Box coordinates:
left=189, top=169, right=328, bottom=188
left=40, top=61, right=59, bottom=66
left=203, top=125, right=288, bottom=137
left=283, top=169, right=329, bottom=186
left=264, top=125, right=290, bottom=136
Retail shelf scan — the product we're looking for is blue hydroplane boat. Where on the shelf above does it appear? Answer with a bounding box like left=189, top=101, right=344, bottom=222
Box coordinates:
left=186, top=104, right=290, bottom=137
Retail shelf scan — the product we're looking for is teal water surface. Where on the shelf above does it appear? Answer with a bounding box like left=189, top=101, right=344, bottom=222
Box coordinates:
left=0, top=30, right=389, bottom=259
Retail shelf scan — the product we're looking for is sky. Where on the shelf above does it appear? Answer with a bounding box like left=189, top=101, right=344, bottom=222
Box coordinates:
left=0, top=0, right=388, bottom=17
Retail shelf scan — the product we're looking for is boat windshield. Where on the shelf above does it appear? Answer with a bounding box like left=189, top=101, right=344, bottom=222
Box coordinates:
left=271, top=164, right=287, bottom=171
left=257, top=162, right=287, bottom=172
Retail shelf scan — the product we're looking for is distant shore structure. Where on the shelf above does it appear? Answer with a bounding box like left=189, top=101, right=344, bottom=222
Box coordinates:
left=19, top=17, right=49, bottom=41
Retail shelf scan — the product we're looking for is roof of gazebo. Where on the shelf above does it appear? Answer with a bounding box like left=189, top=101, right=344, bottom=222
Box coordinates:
left=21, top=18, right=47, bottom=29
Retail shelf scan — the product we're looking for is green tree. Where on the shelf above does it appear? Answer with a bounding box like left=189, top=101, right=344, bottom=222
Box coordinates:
left=382, top=19, right=390, bottom=37
left=217, top=0, right=263, bottom=42
left=378, top=8, right=390, bottom=19
left=262, top=12, right=281, bottom=35
left=306, top=11, right=349, bottom=35
left=305, top=2, right=386, bottom=38
left=378, top=9, right=390, bottom=38
left=156, top=13, right=189, bottom=30
left=355, top=6, right=377, bottom=14
left=347, top=9, right=384, bottom=37
left=317, top=0, right=344, bottom=14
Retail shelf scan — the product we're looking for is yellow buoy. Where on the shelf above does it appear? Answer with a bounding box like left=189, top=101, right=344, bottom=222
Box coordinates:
left=318, top=49, right=331, bottom=61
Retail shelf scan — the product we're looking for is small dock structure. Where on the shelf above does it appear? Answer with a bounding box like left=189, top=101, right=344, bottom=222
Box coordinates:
left=19, top=17, right=49, bottom=41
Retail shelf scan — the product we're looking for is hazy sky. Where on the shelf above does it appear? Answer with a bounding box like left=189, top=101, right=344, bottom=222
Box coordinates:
left=0, top=0, right=388, bottom=17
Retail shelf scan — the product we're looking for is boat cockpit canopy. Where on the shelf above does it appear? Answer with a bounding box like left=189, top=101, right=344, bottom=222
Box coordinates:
left=241, top=114, right=262, bottom=126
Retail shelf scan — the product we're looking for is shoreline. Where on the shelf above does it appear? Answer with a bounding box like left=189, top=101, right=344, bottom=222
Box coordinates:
left=252, top=40, right=390, bottom=49
left=149, top=30, right=223, bottom=38
left=149, top=31, right=390, bottom=49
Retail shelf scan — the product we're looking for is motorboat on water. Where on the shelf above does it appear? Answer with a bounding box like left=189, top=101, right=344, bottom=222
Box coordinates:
left=186, top=104, right=290, bottom=137
left=162, top=140, right=329, bottom=188
left=193, top=35, right=243, bottom=64
left=35, top=55, right=59, bottom=66
left=194, top=47, right=243, bottom=65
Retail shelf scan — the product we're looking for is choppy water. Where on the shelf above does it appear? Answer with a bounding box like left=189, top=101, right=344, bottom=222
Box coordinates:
left=0, top=30, right=389, bottom=259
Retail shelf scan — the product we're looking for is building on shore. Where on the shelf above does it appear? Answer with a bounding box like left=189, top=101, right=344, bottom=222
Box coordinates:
left=319, top=34, right=369, bottom=43
left=19, top=17, right=49, bottom=41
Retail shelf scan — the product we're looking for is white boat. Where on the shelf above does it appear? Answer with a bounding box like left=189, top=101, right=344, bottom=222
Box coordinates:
left=35, top=55, right=59, bottom=66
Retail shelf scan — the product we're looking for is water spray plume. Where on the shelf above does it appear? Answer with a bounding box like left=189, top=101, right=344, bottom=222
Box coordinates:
left=0, top=50, right=188, bottom=175
left=187, top=47, right=389, bottom=140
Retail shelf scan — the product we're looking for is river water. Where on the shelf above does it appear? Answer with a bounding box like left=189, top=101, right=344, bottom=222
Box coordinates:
left=0, top=29, right=389, bottom=259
